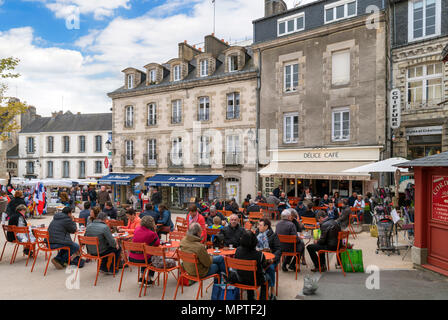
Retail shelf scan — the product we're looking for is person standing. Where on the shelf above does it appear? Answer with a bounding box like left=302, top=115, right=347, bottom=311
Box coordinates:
left=81, top=187, right=89, bottom=202
left=97, top=186, right=111, bottom=211
left=307, top=211, right=341, bottom=272
left=150, top=188, right=162, bottom=212
left=5, top=190, right=26, bottom=219
left=266, top=192, right=280, bottom=219
left=88, top=186, right=98, bottom=208
left=273, top=185, right=282, bottom=199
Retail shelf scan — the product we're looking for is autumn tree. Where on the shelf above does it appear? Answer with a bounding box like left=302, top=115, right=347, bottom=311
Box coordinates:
left=0, top=57, right=28, bottom=141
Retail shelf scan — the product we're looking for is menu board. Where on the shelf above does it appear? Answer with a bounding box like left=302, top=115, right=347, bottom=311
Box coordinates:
left=432, top=176, right=448, bottom=222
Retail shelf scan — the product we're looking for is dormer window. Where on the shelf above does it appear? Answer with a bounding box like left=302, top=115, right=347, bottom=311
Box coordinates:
left=200, top=59, right=209, bottom=77
left=127, top=74, right=134, bottom=89
left=173, top=65, right=181, bottom=81
left=149, top=69, right=156, bottom=83
left=278, top=12, right=305, bottom=36
left=228, top=55, right=238, bottom=72
left=325, top=0, right=357, bottom=24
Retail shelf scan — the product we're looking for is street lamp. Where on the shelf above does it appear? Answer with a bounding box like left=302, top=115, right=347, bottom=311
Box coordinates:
left=105, top=140, right=111, bottom=151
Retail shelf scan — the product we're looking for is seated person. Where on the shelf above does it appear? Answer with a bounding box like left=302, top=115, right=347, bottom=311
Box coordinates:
left=353, top=194, right=365, bottom=219
left=102, top=201, right=117, bottom=220
left=140, top=203, right=160, bottom=222
left=255, top=191, right=267, bottom=204
left=326, top=201, right=340, bottom=220
left=85, top=212, right=121, bottom=274
left=275, top=210, right=305, bottom=272
left=289, top=209, right=305, bottom=237
left=301, top=202, right=317, bottom=219
left=234, top=230, right=269, bottom=300
left=255, top=218, right=281, bottom=300
left=186, top=204, right=207, bottom=243
left=78, top=202, right=91, bottom=226
left=205, top=206, right=226, bottom=227
left=213, top=199, right=224, bottom=211
left=216, top=214, right=244, bottom=248
left=295, top=201, right=307, bottom=218
left=226, top=198, right=240, bottom=216
left=48, top=206, right=79, bottom=269
left=129, top=215, right=160, bottom=284
left=180, top=223, right=226, bottom=283
left=319, top=194, right=330, bottom=208
left=336, top=199, right=351, bottom=230
left=156, top=204, right=174, bottom=237
left=118, top=208, right=141, bottom=234
left=208, top=216, right=224, bottom=242
left=307, top=210, right=341, bottom=272
left=246, top=199, right=261, bottom=213
left=7, top=204, right=35, bottom=256
left=278, top=192, right=289, bottom=213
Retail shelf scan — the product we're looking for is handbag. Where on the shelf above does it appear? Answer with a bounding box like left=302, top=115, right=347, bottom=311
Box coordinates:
left=340, top=249, right=364, bottom=273
left=211, top=283, right=240, bottom=300
left=151, top=255, right=176, bottom=269
left=370, top=224, right=378, bottom=238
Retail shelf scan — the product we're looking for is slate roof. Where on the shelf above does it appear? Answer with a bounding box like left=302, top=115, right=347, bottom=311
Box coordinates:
left=396, top=152, right=448, bottom=168
left=108, top=49, right=256, bottom=96
left=6, top=145, right=18, bottom=158
left=20, top=112, right=112, bottom=133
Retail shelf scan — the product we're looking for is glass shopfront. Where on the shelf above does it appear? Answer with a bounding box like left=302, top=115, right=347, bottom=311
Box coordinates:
left=407, top=135, right=442, bottom=160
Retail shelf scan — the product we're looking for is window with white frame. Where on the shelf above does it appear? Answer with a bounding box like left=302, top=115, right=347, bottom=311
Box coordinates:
left=125, top=140, right=134, bottom=161
left=198, top=97, right=210, bottom=121
left=26, top=161, right=34, bottom=175
left=148, top=103, right=157, bottom=126
left=149, top=69, right=157, bottom=83
left=47, top=136, right=54, bottom=153
left=408, top=0, right=441, bottom=42
left=147, top=139, right=157, bottom=165
left=79, top=161, right=86, bottom=179
left=227, top=93, right=240, bottom=119
left=332, top=108, right=350, bottom=141
left=79, top=136, right=86, bottom=153
left=200, top=59, right=209, bottom=77
left=325, top=0, right=357, bottom=23
left=95, top=135, right=102, bottom=153
left=172, top=100, right=182, bottom=124
left=284, top=63, right=299, bottom=92
left=407, top=63, right=443, bottom=106
left=171, top=137, right=182, bottom=165
left=125, top=106, right=134, bottom=127
left=27, top=137, right=35, bottom=154
left=198, top=136, right=210, bottom=164
left=228, top=55, right=238, bottom=72
left=226, top=135, right=241, bottom=164
left=283, top=113, right=299, bottom=143
left=63, top=136, right=70, bottom=153
left=95, top=161, right=102, bottom=174
left=173, top=65, right=181, bottom=81
left=332, top=50, right=351, bottom=85
left=47, top=161, right=53, bottom=178
left=127, top=74, right=134, bottom=89
left=278, top=12, right=305, bottom=36
left=62, top=161, right=70, bottom=178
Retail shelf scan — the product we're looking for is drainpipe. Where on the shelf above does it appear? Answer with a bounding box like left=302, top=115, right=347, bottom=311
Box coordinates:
left=256, top=48, right=262, bottom=193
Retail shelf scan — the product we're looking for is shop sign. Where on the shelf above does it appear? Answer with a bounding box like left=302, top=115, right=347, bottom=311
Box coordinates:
left=406, top=126, right=443, bottom=137
left=432, top=176, right=448, bottom=222
left=389, top=89, right=401, bottom=129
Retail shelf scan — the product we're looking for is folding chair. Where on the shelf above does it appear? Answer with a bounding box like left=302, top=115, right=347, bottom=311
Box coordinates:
left=0, top=225, right=16, bottom=263
left=277, top=234, right=301, bottom=280
left=10, top=226, right=36, bottom=266
left=318, top=231, right=354, bottom=276
left=118, top=241, right=148, bottom=297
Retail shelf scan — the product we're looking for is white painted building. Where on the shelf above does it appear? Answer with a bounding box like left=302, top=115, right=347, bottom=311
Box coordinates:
left=18, top=111, right=112, bottom=180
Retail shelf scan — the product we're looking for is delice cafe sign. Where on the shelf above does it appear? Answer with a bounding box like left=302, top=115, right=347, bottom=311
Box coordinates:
left=432, top=176, right=448, bottom=222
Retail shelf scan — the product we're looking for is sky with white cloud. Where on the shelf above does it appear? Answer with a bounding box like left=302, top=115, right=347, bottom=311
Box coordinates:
left=0, top=0, right=308, bottom=116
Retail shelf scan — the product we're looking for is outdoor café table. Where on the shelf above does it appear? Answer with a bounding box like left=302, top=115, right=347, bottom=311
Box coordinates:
left=299, top=233, right=313, bottom=246
left=207, top=248, right=275, bottom=260
left=160, top=240, right=180, bottom=259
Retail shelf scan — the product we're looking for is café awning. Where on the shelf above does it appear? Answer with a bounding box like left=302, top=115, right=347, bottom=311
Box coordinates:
left=258, top=161, right=372, bottom=180
left=98, top=173, right=142, bottom=185
left=145, top=174, right=220, bottom=188
left=344, top=157, right=409, bottom=173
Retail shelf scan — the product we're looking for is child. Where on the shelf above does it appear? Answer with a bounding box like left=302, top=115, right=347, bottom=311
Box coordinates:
left=209, top=216, right=223, bottom=242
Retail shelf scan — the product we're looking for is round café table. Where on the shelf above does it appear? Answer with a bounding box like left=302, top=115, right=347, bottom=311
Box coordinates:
left=207, top=248, right=275, bottom=260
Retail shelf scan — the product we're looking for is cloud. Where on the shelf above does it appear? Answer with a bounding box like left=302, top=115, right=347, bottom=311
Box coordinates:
left=2, top=0, right=264, bottom=116
left=23, top=0, right=131, bottom=20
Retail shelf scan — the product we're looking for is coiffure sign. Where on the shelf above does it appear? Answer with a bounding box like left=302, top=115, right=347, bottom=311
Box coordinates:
left=389, top=89, right=401, bottom=129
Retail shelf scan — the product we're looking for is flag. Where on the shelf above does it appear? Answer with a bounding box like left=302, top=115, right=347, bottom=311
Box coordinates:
left=33, top=182, right=47, bottom=216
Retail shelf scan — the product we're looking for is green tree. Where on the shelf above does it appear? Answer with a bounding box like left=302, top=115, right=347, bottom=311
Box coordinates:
left=0, top=57, right=28, bottom=141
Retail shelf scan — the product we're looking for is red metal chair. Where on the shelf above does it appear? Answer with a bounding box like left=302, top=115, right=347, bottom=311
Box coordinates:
left=76, top=235, right=116, bottom=286
left=173, top=250, right=221, bottom=300
left=30, top=229, right=72, bottom=276
left=10, top=226, right=36, bottom=266
left=318, top=231, right=354, bottom=276
left=169, top=231, right=186, bottom=242
left=277, top=234, right=301, bottom=280
left=205, top=228, right=221, bottom=248
left=118, top=241, right=149, bottom=297
left=142, top=245, right=180, bottom=300
left=0, top=225, right=16, bottom=263
left=224, top=256, right=269, bottom=300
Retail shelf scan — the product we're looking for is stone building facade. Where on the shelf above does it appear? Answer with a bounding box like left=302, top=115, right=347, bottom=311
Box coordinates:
left=390, top=0, right=448, bottom=160
left=253, top=0, right=388, bottom=198
left=108, top=35, right=258, bottom=208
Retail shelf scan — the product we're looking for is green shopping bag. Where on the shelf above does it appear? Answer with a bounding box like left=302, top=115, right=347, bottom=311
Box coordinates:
left=340, top=249, right=364, bottom=273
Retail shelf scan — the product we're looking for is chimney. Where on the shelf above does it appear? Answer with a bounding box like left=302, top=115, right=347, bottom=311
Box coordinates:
left=265, top=0, right=287, bottom=17
left=204, top=34, right=229, bottom=56
left=178, top=41, right=201, bottom=61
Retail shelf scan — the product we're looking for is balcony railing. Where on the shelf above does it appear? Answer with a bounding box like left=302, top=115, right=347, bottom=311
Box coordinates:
left=121, top=155, right=135, bottom=167
left=194, top=153, right=211, bottom=167
left=223, top=152, right=243, bottom=166
left=124, top=120, right=134, bottom=128
left=143, top=154, right=158, bottom=168
left=405, top=99, right=444, bottom=111
left=168, top=152, right=183, bottom=167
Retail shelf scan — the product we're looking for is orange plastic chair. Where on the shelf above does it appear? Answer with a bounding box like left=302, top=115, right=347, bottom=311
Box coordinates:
left=175, top=217, right=186, bottom=229
left=73, top=217, right=86, bottom=242
left=248, top=211, right=263, bottom=223
left=223, top=210, right=233, bottom=218
left=244, top=221, right=253, bottom=231
left=30, top=229, right=72, bottom=276
left=205, top=228, right=221, bottom=248
left=301, top=217, right=319, bottom=231
left=318, top=231, right=354, bottom=276
left=223, top=256, right=269, bottom=300
left=142, top=245, right=180, bottom=300
left=173, top=250, right=221, bottom=300
left=106, top=219, right=125, bottom=228
left=76, top=235, right=116, bottom=286
left=350, top=207, right=361, bottom=224
left=118, top=241, right=148, bottom=296
left=176, top=225, right=187, bottom=233
left=169, top=231, right=186, bottom=242
left=10, top=226, right=36, bottom=266
left=0, top=225, right=16, bottom=263
left=277, top=234, right=301, bottom=280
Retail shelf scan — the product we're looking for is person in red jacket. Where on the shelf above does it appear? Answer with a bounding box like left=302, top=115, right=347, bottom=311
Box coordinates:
left=186, top=204, right=207, bottom=243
